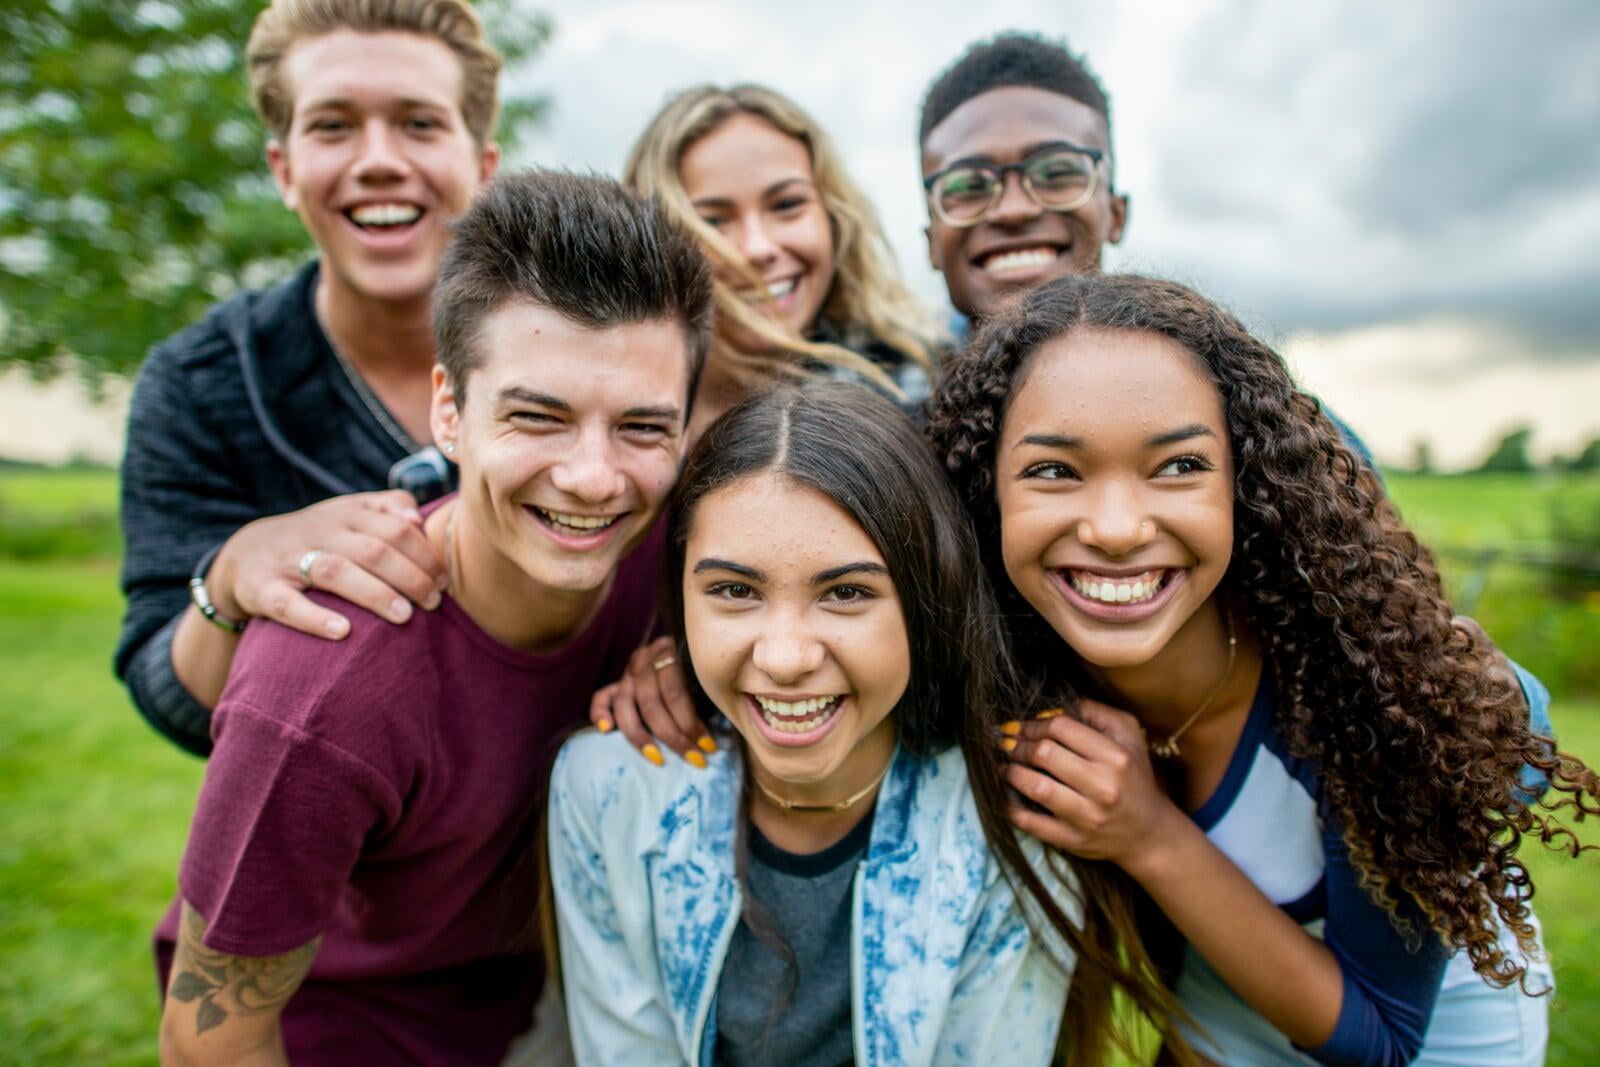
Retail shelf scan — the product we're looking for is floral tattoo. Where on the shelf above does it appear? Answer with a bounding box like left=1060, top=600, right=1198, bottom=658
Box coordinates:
left=167, top=903, right=320, bottom=1035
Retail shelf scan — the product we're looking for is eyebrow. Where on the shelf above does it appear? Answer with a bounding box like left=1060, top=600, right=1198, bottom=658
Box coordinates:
left=1017, top=432, right=1082, bottom=450
left=299, top=96, right=452, bottom=114
left=690, top=177, right=813, bottom=209
left=690, top=559, right=889, bottom=584
left=940, top=141, right=1088, bottom=170
left=497, top=389, right=681, bottom=425
left=693, top=558, right=762, bottom=580
left=814, top=562, right=889, bottom=584
left=1017, top=425, right=1217, bottom=450
left=1147, top=424, right=1216, bottom=447
left=497, top=387, right=569, bottom=411
left=622, top=405, right=682, bottom=422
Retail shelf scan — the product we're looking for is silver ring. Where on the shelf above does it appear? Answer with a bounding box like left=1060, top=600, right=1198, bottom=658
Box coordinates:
left=652, top=654, right=677, bottom=671
left=298, top=549, right=323, bottom=586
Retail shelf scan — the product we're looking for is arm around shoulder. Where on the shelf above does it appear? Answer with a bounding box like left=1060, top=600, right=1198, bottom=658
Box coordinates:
left=118, top=334, right=263, bottom=753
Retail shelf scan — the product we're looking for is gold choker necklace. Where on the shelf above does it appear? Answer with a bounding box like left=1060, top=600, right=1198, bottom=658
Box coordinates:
left=1148, top=607, right=1237, bottom=760
left=752, top=758, right=893, bottom=814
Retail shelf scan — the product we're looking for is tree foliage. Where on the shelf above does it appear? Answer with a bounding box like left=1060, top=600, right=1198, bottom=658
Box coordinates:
left=0, top=0, right=549, bottom=380
left=1475, top=426, right=1536, bottom=474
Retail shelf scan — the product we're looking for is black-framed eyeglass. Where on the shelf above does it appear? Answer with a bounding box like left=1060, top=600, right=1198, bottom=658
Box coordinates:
left=923, top=142, right=1105, bottom=227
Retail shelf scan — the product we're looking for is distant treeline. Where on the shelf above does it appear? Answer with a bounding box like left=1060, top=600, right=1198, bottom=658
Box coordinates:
left=1407, top=428, right=1600, bottom=475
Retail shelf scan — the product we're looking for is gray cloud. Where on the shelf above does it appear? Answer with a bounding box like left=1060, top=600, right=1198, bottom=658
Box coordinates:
left=510, top=0, right=1600, bottom=357
left=1140, top=0, right=1600, bottom=349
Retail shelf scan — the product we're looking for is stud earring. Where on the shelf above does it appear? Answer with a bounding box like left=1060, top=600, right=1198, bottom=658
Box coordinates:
left=441, top=442, right=455, bottom=455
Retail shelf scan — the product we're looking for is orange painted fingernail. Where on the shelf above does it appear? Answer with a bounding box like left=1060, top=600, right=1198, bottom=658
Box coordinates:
left=642, top=744, right=664, bottom=767
left=1000, top=721, right=1022, bottom=736
left=1001, top=737, right=1018, bottom=753
left=697, top=736, right=719, bottom=754
left=596, top=718, right=613, bottom=734
left=1036, top=707, right=1065, bottom=720
left=685, top=750, right=708, bottom=770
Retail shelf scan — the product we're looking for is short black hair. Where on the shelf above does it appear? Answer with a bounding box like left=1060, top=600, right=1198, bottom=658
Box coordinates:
left=432, top=169, right=715, bottom=404
left=918, top=32, right=1111, bottom=146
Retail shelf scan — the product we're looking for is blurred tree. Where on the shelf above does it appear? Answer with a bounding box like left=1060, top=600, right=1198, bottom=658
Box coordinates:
left=1562, top=438, right=1600, bottom=473
left=1409, top=438, right=1435, bottom=474
left=0, top=0, right=549, bottom=381
left=1475, top=426, right=1535, bottom=473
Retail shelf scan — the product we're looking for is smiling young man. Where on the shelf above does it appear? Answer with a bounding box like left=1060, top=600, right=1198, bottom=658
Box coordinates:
left=117, top=0, right=503, bottom=758
left=154, top=171, right=713, bottom=1066
left=919, top=33, right=1128, bottom=331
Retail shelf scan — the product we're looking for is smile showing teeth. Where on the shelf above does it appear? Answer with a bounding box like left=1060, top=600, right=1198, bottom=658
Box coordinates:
left=754, top=694, right=841, bottom=734
left=1069, top=569, right=1167, bottom=605
left=533, top=506, right=621, bottom=532
left=348, top=202, right=423, bottom=228
left=740, top=277, right=798, bottom=300
left=980, top=247, right=1059, bottom=276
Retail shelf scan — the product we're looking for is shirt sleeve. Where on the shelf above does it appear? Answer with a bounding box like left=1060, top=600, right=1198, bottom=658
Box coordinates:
left=1302, top=820, right=1450, bottom=1067
left=546, top=742, right=683, bottom=1065
left=1512, top=660, right=1555, bottom=800
left=179, top=697, right=402, bottom=957
left=115, top=339, right=262, bottom=756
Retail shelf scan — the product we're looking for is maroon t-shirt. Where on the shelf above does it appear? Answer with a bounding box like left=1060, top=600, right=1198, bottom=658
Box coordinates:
left=155, top=507, right=662, bottom=1065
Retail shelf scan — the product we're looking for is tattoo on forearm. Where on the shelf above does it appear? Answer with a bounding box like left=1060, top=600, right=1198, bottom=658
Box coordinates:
left=167, top=903, right=320, bottom=1035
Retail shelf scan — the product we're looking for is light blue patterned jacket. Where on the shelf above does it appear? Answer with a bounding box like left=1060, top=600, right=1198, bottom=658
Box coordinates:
left=548, top=730, right=1077, bottom=1066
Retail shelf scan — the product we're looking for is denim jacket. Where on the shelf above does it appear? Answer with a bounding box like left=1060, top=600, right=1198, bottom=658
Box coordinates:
left=548, top=731, right=1077, bottom=1066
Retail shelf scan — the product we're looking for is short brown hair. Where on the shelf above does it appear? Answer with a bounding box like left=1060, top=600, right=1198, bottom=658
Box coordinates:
left=432, top=170, right=715, bottom=406
left=246, top=0, right=502, bottom=146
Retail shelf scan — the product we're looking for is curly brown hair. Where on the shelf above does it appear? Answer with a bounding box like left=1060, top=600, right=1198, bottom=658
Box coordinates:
left=927, top=272, right=1599, bottom=990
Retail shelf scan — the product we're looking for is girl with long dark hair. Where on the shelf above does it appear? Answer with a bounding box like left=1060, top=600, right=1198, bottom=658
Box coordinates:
left=929, top=272, right=1596, bottom=1065
left=548, top=382, right=1184, bottom=1065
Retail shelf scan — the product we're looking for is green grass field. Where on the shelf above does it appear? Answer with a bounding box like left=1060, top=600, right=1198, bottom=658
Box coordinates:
left=0, top=467, right=1595, bottom=1065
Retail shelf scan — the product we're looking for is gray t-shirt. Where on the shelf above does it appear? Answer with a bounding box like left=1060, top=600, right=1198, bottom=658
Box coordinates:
left=714, top=812, right=875, bottom=1067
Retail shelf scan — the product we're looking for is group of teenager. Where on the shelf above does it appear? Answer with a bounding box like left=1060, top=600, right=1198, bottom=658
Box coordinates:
left=115, top=2, right=1598, bottom=1065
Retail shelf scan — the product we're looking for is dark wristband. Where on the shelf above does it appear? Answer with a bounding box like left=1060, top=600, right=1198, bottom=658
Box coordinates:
left=189, top=542, right=246, bottom=634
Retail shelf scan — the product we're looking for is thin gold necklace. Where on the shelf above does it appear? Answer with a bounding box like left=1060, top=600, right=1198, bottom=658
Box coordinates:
left=1148, top=607, right=1237, bottom=760
left=752, top=758, right=893, bottom=814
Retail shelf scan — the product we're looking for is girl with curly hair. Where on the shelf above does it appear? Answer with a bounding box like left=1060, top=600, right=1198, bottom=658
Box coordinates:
left=927, top=272, right=1596, bottom=1065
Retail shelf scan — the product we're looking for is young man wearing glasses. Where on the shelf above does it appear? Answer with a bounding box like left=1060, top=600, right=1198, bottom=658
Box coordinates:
left=918, top=33, right=1128, bottom=330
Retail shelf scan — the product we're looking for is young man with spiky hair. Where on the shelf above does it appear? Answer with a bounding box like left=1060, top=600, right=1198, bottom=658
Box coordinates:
left=118, top=0, right=504, bottom=758
left=155, top=170, right=713, bottom=1067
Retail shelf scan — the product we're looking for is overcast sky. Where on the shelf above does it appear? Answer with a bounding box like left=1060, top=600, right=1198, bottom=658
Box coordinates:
left=505, top=0, right=1600, bottom=467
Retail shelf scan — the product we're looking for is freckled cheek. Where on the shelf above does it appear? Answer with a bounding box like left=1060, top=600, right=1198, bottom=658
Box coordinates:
left=998, top=500, right=1070, bottom=582
left=682, top=609, right=755, bottom=711
left=836, top=615, right=912, bottom=714
left=1164, top=499, right=1234, bottom=570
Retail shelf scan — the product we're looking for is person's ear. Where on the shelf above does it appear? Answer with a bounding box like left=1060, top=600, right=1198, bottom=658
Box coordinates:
left=478, top=140, right=501, bottom=184
left=1107, top=191, right=1130, bottom=246
left=430, top=365, right=461, bottom=454
left=924, top=222, right=944, bottom=272
left=266, top=139, right=298, bottom=210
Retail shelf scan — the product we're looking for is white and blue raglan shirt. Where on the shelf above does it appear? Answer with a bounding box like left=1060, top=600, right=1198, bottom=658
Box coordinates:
left=1175, top=670, right=1554, bottom=1067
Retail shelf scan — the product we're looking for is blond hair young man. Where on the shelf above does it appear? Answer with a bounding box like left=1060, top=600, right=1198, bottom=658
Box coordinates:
left=117, top=0, right=499, bottom=757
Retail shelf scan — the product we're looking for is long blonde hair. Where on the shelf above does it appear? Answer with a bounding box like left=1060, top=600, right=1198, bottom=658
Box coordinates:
left=624, top=84, right=937, bottom=396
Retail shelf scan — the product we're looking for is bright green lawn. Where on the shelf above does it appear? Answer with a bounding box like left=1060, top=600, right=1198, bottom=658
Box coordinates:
left=0, top=466, right=120, bottom=515
left=1386, top=472, right=1600, bottom=696
left=1384, top=471, right=1600, bottom=547
left=1, top=472, right=1595, bottom=1064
